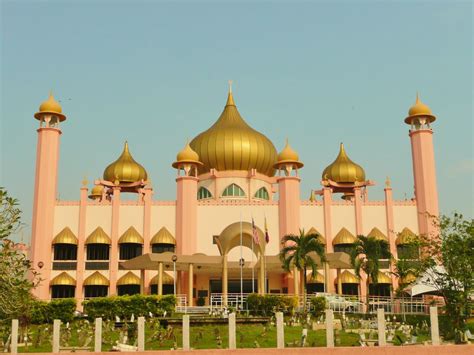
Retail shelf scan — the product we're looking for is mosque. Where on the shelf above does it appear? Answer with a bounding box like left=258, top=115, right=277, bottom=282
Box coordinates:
left=29, top=84, right=439, bottom=306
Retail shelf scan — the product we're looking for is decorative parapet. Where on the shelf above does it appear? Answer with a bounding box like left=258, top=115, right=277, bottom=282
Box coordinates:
left=197, top=199, right=278, bottom=206
left=393, top=200, right=417, bottom=206
left=301, top=200, right=323, bottom=206
left=56, top=201, right=80, bottom=206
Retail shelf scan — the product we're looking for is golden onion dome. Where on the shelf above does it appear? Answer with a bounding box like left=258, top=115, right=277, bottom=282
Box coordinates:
left=332, top=227, right=356, bottom=245
left=52, top=227, right=78, bottom=245
left=34, top=91, right=66, bottom=121
left=50, top=272, right=76, bottom=286
left=336, top=270, right=359, bottom=284
left=306, top=227, right=326, bottom=245
left=118, top=226, right=144, bottom=244
left=88, top=185, right=104, bottom=200
left=189, top=87, right=278, bottom=176
left=151, top=227, right=176, bottom=245
left=396, top=227, right=416, bottom=245
left=405, top=93, right=436, bottom=124
left=117, top=272, right=141, bottom=286
left=275, top=139, right=304, bottom=169
left=84, top=272, right=109, bottom=286
left=172, top=142, right=202, bottom=169
left=103, top=142, right=148, bottom=183
left=367, top=227, right=388, bottom=241
left=150, top=272, right=174, bottom=285
left=369, top=271, right=392, bottom=284
left=322, top=143, right=366, bottom=183
left=400, top=273, right=417, bottom=284
left=308, top=271, right=324, bottom=283
left=86, top=227, right=111, bottom=245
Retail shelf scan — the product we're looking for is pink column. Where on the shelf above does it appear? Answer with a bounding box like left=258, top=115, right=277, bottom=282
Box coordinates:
left=409, top=129, right=439, bottom=238
left=109, top=187, right=120, bottom=295
left=353, top=187, right=363, bottom=236
left=76, top=186, right=88, bottom=305
left=322, top=187, right=335, bottom=293
left=277, top=176, right=301, bottom=294
left=384, top=185, right=398, bottom=290
left=142, top=188, right=152, bottom=294
left=31, top=127, right=62, bottom=300
left=176, top=176, right=198, bottom=302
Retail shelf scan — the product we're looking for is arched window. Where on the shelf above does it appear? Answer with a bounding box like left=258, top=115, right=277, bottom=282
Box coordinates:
left=197, top=187, right=212, bottom=200
left=222, top=184, right=245, bottom=197
left=254, top=187, right=270, bottom=200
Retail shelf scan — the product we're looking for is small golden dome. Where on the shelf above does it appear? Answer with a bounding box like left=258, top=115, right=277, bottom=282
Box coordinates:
left=86, top=227, right=111, bottom=245
left=103, top=142, right=148, bottom=183
left=396, top=227, right=416, bottom=245
left=308, top=271, right=324, bottom=283
left=34, top=92, right=66, bottom=121
left=400, top=273, right=417, bottom=284
left=332, top=227, right=356, bottom=245
left=118, top=226, right=144, bottom=244
left=336, top=270, right=359, bottom=284
left=172, top=142, right=203, bottom=169
left=84, top=272, right=109, bottom=286
left=52, top=227, right=78, bottom=245
left=117, top=271, right=141, bottom=286
left=306, top=227, right=326, bottom=245
left=367, top=227, right=387, bottom=241
left=322, top=143, right=366, bottom=183
left=150, top=272, right=174, bottom=285
left=275, top=139, right=304, bottom=169
left=88, top=185, right=104, bottom=200
left=369, top=271, right=392, bottom=284
left=190, top=87, right=278, bottom=176
left=151, top=227, right=176, bottom=245
left=405, top=93, right=436, bottom=124
left=50, top=272, right=76, bottom=286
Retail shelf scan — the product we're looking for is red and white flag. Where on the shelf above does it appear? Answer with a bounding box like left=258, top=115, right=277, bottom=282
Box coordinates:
left=252, top=218, right=259, bottom=245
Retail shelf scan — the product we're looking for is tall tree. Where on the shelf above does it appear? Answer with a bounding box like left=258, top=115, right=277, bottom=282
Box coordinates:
left=279, top=229, right=326, bottom=310
left=350, top=235, right=392, bottom=313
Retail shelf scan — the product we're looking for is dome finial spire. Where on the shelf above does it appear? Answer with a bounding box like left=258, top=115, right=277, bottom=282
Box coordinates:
left=226, top=80, right=235, bottom=106
left=228, top=80, right=233, bottom=94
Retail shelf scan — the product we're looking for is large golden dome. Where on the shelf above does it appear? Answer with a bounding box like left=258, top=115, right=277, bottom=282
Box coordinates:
left=189, top=89, right=278, bottom=176
left=322, top=143, right=366, bottom=183
left=103, top=142, right=148, bottom=183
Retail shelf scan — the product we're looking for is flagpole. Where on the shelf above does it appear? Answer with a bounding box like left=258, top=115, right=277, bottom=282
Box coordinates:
left=240, top=210, right=243, bottom=310
left=251, top=215, right=255, bottom=294
left=264, top=214, right=267, bottom=295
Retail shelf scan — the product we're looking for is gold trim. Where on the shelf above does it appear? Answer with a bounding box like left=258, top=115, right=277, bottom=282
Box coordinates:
left=332, top=227, right=356, bottom=245
left=84, top=272, right=109, bottom=286
left=52, top=227, right=78, bottom=245
left=367, top=227, right=387, bottom=241
left=50, top=272, right=76, bottom=286
left=151, top=227, right=176, bottom=245
left=119, top=226, right=144, bottom=244
left=396, top=227, right=416, bottom=245
left=117, top=271, right=141, bottom=286
left=86, top=227, right=111, bottom=245
left=150, top=272, right=174, bottom=285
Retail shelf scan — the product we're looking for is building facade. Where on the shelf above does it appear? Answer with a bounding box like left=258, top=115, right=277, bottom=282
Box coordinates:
left=29, top=87, right=439, bottom=306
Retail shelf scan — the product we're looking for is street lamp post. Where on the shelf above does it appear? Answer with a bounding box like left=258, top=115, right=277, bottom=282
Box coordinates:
left=172, top=254, right=178, bottom=297
left=239, top=257, right=245, bottom=311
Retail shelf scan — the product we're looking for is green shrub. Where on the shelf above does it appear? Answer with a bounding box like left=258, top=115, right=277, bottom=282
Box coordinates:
left=30, top=299, right=76, bottom=324
left=310, top=296, right=327, bottom=318
left=246, top=294, right=297, bottom=316
left=83, top=294, right=175, bottom=320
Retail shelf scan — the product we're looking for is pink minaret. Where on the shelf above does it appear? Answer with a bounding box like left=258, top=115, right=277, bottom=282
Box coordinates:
left=405, top=94, right=439, bottom=238
left=31, top=92, right=67, bottom=299
left=274, top=140, right=304, bottom=294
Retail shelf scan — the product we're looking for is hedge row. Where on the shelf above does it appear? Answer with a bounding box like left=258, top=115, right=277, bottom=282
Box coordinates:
left=83, top=294, right=176, bottom=320
left=30, top=299, right=76, bottom=324
left=246, top=294, right=298, bottom=316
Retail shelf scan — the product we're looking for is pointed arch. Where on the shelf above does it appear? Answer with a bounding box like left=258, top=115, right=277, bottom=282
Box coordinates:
left=254, top=187, right=269, bottom=200
left=197, top=186, right=213, bottom=200
left=222, top=183, right=245, bottom=197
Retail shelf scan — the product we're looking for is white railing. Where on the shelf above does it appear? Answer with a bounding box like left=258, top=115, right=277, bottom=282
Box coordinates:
left=210, top=293, right=248, bottom=310
left=175, top=294, right=187, bottom=313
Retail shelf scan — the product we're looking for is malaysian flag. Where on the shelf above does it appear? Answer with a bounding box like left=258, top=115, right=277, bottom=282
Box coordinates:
left=252, top=218, right=259, bottom=245
left=264, top=216, right=270, bottom=243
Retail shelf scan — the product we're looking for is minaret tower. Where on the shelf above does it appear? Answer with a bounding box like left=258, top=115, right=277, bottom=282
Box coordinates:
left=274, top=140, right=304, bottom=294
left=31, top=92, right=67, bottom=299
left=405, top=94, right=439, bottom=237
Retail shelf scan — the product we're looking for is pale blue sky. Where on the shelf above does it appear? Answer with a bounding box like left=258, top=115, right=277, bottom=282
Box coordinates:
left=1, top=0, right=472, bottom=243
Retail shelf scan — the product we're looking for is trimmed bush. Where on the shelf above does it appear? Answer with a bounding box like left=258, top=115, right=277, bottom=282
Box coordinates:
left=246, top=294, right=297, bottom=316
left=83, top=294, right=175, bottom=320
left=310, top=296, right=327, bottom=318
left=30, top=299, right=76, bottom=324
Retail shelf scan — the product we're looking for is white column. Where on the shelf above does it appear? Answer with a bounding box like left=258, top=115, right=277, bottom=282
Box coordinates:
left=228, top=313, right=236, bottom=349
left=94, top=318, right=102, bottom=352
left=325, top=309, right=334, bottom=348
left=430, top=306, right=440, bottom=345
left=11, top=319, right=18, bottom=354
left=183, top=315, right=190, bottom=350
left=276, top=312, right=284, bottom=349
left=377, top=308, right=386, bottom=346
left=53, top=319, right=61, bottom=353
left=158, top=262, right=163, bottom=295
left=137, top=316, right=145, bottom=351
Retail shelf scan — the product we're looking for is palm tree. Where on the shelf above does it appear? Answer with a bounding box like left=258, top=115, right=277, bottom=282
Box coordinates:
left=279, top=229, right=326, bottom=310
left=350, top=235, right=392, bottom=313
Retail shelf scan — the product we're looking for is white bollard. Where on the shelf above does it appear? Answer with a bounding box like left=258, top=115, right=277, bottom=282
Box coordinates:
left=137, top=317, right=145, bottom=351
left=377, top=308, right=386, bottom=346
left=276, top=312, right=284, bottom=349
left=53, top=319, right=61, bottom=353
left=94, top=318, right=102, bottom=352
left=228, top=313, right=236, bottom=349
left=430, top=306, right=440, bottom=346
left=325, top=309, right=334, bottom=348
left=183, top=315, right=190, bottom=350
left=11, top=319, right=18, bottom=354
